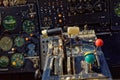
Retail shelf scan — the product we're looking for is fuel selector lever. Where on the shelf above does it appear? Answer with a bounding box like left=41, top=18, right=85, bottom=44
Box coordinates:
left=94, top=38, right=104, bottom=72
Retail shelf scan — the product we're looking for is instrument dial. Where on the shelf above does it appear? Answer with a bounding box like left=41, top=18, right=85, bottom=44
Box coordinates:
left=0, top=37, right=13, bottom=51
left=0, top=56, right=9, bottom=67
left=14, top=36, right=25, bottom=47
left=3, top=16, right=16, bottom=30
left=28, top=50, right=36, bottom=56
left=11, top=53, right=24, bottom=68
left=22, top=20, right=35, bottom=34
left=114, top=3, right=120, bottom=17
left=27, top=43, right=35, bottom=50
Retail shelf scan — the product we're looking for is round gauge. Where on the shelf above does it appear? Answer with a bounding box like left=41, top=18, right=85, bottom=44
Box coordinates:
left=22, top=20, right=35, bottom=34
left=114, top=3, right=120, bottom=17
left=0, top=37, right=13, bottom=51
left=82, top=44, right=95, bottom=52
left=14, top=36, right=25, bottom=47
left=27, top=43, right=35, bottom=50
left=72, top=46, right=80, bottom=54
left=11, top=53, right=24, bottom=68
left=0, top=56, right=9, bottom=67
left=3, top=16, right=16, bottom=30
left=28, top=50, right=36, bottom=56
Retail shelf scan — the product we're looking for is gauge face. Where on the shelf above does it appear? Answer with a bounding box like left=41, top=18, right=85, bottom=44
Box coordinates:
left=0, top=37, right=13, bottom=51
left=11, top=53, right=24, bottom=68
left=3, top=16, right=16, bottom=30
left=82, top=44, right=95, bottom=52
left=114, top=3, right=120, bottom=17
left=28, top=50, right=36, bottom=56
left=0, top=56, right=9, bottom=67
left=27, top=43, right=35, bottom=50
left=22, top=20, right=35, bottom=34
left=15, top=36, right=25, bottom=47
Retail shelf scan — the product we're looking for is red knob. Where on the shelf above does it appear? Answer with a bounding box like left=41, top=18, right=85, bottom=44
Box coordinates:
left=95, top=39, right=104, bottom=47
